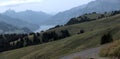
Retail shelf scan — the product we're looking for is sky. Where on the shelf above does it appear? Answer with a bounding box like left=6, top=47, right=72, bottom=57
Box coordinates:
left=0, top=0, right=94, bottom=14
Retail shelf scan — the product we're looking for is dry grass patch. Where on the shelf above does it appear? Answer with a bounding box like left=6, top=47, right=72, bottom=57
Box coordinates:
left=73, top=56, right=81, bottom=59
left=99, top=40, right=120, bottom=58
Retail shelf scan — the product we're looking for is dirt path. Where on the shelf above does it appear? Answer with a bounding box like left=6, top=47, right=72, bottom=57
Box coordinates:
left=60, top=46, right=108, bottom=59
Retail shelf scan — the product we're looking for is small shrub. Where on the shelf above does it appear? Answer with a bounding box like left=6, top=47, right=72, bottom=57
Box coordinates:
left=77, top=29, right=85, bottom=34
left=80, top=29, right=84, bottom=34
left=101, top=33, right=113, bottom=45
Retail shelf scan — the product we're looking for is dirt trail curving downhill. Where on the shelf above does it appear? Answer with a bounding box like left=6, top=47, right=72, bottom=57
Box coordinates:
left=60, top=46, right=109, bottom=59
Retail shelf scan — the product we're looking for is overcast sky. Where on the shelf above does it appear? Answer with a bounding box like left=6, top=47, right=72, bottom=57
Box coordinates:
left=0, top=0, right=94, bottom=14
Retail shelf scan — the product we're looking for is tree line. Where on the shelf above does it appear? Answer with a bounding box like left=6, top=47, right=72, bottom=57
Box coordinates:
left=66, top=10, right=120, bottom=25
left=0, top=29, right=70, bottom=52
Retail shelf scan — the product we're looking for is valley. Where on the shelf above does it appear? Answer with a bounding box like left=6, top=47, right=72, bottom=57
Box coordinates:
left=0, top=10, right=120, bottom=59
left=0, top=0, right=120, bottom=59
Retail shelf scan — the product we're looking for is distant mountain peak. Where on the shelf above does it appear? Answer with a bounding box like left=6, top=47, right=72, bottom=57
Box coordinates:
left=22, top=10, right=35, bottom=13
left=45, top=0, right=120, bottom=25
left=5, top=9, right=16, bottom=14
left=3, top=9, right=52, bottom=25
left=96, top=0, right=120, bottom=3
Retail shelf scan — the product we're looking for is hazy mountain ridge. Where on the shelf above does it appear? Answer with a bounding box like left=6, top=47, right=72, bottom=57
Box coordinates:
left=46, top=0, right=120, bottom=25
left=0, top=14, right=39, bottom=31
left=0, top=21, right=31, bottom=34
left=2, top=0, right=120, bottom=25
left=3, top=10, right=52, bottom=25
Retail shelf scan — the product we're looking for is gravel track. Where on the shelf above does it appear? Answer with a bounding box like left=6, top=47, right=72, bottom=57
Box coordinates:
left=60, top=46, right=109, bottom=59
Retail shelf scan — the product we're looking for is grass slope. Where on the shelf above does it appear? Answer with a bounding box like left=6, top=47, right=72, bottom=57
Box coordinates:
left=0, top=14, right=120, bottom=59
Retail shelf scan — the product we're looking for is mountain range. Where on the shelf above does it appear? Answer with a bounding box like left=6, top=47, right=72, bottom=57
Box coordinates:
left=46, top=0, right=120, bottom=25
left=3, top=0, right=120, bottom=25
left=3, top=10, right=52, bottom=25
left=0, top=21, right=31, bottom=34
left=0, top=14, right=39, bottom=31
left=1, top=0, right=120, bottom=33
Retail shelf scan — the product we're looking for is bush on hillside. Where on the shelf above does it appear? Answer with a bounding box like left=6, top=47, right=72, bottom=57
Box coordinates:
left=77, top=29, right=85, bottom=34
left=101, top=33, right=113, bottom=45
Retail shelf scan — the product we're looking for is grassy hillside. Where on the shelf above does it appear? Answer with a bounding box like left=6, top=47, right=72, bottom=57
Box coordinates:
left=47, top=13, right=120, bottom=36
left=0, top=14, right=120, bottom=59
left=65, top=10, right=120, bottom=25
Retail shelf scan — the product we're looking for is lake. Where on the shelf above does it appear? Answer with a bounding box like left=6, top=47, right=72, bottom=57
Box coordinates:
left=34, top=25, right=56, bottom=33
